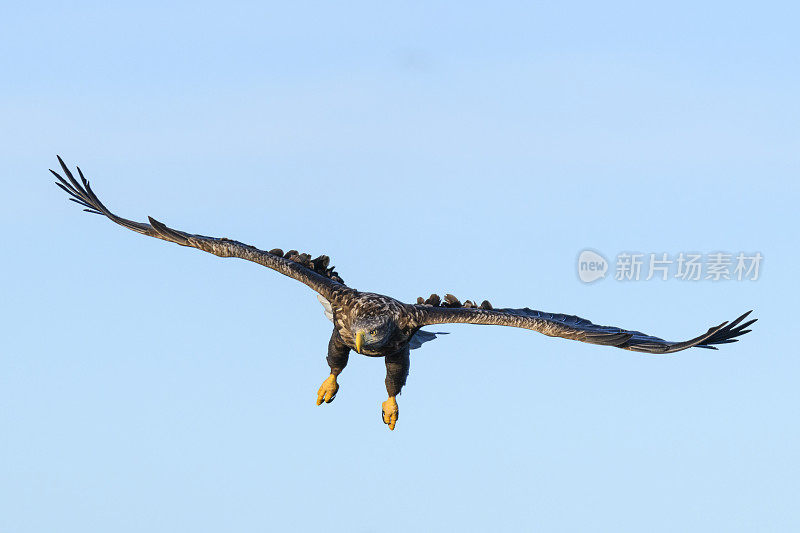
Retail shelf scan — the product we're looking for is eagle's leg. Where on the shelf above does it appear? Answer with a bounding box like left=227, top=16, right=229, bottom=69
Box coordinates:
left=317, top=329, right=350, bottom=406
left=381, top=347, right=410, bottom=430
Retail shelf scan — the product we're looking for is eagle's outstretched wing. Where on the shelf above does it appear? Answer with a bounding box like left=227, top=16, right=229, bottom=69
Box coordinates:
left=412, top=296, right=755, bottom=354
left=52, top=156, right=350, bottom=301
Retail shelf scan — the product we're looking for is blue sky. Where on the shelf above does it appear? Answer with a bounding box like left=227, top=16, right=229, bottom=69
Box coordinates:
left=1, top=2, right=798, bottom=531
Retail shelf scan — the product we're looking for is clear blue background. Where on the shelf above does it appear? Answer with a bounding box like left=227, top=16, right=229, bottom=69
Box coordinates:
left=2, top=2, right=797, bottom=531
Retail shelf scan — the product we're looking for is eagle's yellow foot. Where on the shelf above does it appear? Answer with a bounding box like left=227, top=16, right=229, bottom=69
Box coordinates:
left=316, top=374, right=339, bottom=405
left=381, top=396, right=398, bottom=430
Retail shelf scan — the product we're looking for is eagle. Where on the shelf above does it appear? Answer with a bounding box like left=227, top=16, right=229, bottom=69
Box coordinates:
left=53, top=157, right=756, bottom=430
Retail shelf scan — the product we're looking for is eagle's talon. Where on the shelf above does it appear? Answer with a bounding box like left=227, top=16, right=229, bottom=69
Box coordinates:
left=316, top=374, right=339, bottom=405
left=381, top=396, right=398, bottom=430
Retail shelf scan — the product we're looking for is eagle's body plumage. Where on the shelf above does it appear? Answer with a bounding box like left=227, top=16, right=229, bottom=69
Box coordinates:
left=330, top=293, right=414, bottom=357
left=53, top=157, right=757, bottom=430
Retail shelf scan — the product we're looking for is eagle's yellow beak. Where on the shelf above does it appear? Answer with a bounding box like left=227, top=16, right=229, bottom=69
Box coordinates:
left=355, top=331, right=364, bottom=354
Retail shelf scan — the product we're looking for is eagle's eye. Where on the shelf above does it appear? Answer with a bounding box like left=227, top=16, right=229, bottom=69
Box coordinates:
left=369, top=329, right=377, bottom=336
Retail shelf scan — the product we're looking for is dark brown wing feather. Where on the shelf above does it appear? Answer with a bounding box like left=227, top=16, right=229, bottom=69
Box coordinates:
left=52, top=156, right=351, bottom=301
left=413, top=303, right=755, bottom=354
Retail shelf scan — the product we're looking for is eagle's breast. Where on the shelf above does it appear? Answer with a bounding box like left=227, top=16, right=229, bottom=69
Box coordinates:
left=333, top=292, right=413, bottom=356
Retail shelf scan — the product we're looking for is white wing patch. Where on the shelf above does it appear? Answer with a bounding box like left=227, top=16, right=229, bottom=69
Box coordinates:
left=317, top=294, right=335, bottom=321
left=317, top=294, right=447, bottom=350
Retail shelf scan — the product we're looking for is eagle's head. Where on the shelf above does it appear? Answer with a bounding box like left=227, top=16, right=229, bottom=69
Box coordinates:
left=352, top=316, right=395, bottom=354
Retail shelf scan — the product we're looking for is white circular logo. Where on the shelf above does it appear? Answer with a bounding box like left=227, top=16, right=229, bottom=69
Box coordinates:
left=577, top=250, right=608, bottom=283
